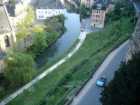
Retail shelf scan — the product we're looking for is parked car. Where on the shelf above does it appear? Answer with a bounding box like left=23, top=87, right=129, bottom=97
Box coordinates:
left=96, top=77, right=107, bottom=87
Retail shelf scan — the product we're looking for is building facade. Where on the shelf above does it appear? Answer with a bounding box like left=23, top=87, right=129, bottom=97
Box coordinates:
left=91, top=0, right=111, bottom=28
left=0, top=4, right=16, bottom=72
left=36, top=9, right=66, bottom=20
left=91, top=7, right=106, bottom=28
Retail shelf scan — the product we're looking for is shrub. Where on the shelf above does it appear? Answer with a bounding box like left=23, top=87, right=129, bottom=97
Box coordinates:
left=4, top=52, right=36, bottom=87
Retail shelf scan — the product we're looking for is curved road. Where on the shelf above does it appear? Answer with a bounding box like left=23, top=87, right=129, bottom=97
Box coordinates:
left=71, top=40, right=130, bottom=105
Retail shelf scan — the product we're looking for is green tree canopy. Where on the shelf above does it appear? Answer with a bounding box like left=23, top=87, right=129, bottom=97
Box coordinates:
left=100, top=53, right=140, bottom=105
left=4, top=52, right=36, bottom=87
left=27, top=32, right=48, bottom=58
left=106, top=0, right=136, bottom=23
left=16, top=7, right=35, bottom=39
left=79, top=5, right=91, bottom=19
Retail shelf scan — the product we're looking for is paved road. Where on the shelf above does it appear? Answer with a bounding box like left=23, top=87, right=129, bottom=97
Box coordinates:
left=71, top=40, right=130, bottom=105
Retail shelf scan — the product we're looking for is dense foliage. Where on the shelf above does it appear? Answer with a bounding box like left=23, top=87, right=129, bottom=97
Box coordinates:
left=4, top=52, right=36, bottom=87
left=45, top=15, right=65, bottom=34
left=45, top=15, right=66, bottom=45
left=16, top=7, right=35, bottom=39
left=101, top=53, right=140, bottom=105
left=106, top=0, right=136, bottom=24
left=79, top=5, right=91, bottom=19
left=27, top=32, right=48, bottom=58
left=26, top=15, right=65, bottom=58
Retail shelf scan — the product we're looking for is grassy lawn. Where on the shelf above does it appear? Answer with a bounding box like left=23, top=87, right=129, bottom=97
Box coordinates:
left=7, top=17, right=134, bottom=105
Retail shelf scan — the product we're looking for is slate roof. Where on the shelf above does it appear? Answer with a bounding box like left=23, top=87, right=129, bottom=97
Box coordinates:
left=6, top=0, right=23, bottom=17
left=6, top=3, right=15, bottom=17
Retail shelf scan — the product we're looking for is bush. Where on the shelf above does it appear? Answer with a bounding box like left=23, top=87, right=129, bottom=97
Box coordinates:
left=45, top=15, right=65, bottom=34
left=0, top=87, right=5, bottom=99
left=106, top=0, right=136, bottom=24
left=27, top=32, right=48, bottom=58
left=27, top=15, right=65, bottom=58
left=79, top=5, right=91, bottom=19
left=16, top=7, right=35, bottom=39
left=4, top=52, right=36, bottom=87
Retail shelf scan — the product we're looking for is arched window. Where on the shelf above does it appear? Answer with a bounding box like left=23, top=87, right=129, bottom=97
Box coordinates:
left=5, top=36, right=10, bottom=47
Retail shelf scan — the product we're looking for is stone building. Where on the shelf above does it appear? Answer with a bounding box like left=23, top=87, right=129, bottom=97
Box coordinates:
left=0, top=3, right=16, bottom=72
left=91, top=0, right=112, bottom=28
left=5, top=0, right=28, bottom=28
left=91, top=4, right=106, bottom=28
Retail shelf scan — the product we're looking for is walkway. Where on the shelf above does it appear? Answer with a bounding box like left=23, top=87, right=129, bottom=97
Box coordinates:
left=0, top=32, right=87, bottom=105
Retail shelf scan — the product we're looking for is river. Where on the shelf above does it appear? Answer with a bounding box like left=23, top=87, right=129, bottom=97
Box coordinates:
left=36, top=11, right=80, bottom=67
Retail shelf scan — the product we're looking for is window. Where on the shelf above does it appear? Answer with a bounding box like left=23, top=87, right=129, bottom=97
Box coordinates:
left=5, top=36, right=10, bottom=47
left=96, top=15, right=100, bottom=18
left=96, top=10, right=100, bottom=13
left=0, top=46, right=2, bottom=52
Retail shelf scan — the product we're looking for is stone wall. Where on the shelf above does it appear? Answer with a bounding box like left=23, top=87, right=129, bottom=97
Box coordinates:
left=126, top=15, right=140, bottom=61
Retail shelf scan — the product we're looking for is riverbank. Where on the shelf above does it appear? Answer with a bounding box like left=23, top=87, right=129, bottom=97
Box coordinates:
left=0, top=14, right=66, bottom=101
left=27, top=14, right=66, bottom=58
left=6, top=16, right=134, bottom=105
left=36, top=12, right=80, bottom=68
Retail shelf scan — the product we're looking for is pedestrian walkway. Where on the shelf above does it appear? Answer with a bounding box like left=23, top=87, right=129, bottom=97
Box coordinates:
left=0, top=32, right=87, bottom=105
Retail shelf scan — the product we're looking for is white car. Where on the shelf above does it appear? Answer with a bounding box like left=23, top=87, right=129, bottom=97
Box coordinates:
left=96, top=77, right=107, bottom=87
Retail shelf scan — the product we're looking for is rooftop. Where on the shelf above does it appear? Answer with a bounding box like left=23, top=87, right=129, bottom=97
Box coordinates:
left=0, top=6, right=12, bottom=34
left=92, top=0, right=110, bottom=10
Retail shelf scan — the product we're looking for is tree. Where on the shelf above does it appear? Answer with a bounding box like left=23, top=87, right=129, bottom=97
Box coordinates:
left=106, top=0, right=135, bottom=24
left=16, top=7, right=35, bottom=39
left=4, top=52, right=36, bottom=87
left=79, top=5, right=91, bottom=19
left=100, top=53, right=140, bottom=105
left=27, top=32, right=48, bottom=58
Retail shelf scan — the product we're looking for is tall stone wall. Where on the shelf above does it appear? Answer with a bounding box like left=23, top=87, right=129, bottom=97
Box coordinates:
left=126, top=16, right=140, bottom=61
